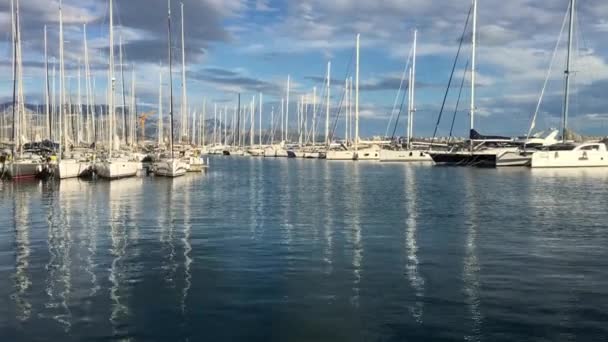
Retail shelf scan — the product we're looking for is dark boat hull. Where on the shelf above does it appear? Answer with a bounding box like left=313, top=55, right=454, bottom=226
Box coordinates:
left=429, top=152, right=497, bottom=167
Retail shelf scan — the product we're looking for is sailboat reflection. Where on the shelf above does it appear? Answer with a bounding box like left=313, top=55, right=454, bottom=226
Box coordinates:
left=350, top=165, right=363, bottom=307
left=181, top=178, right=193, bottom=315
left=12, top=190, right=32, bottom=322
left=45, top=179, right=77, bottom=332
left=463, top=171, right=482, bottom=341
left=107, top=179, right=142, bottom=330
left=322, top=162, right=333, bottom=274
left=404, top=166, right=425, bottom=323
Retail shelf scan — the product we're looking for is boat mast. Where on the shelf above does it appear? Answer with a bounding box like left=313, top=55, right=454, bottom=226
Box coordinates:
left=158, top=65, right=163, bottom=146
left=470, top=0, right=477, bottom=138
left=562, top=0, right=575, bottom=142
left=44, top=25, right=51, bottom=141
left=408, top=29, right=417, bottom=149
left=168, top=0, right=174, bottom=159
left=355, top=33, right=360, bottom=152
left=119, top=35, right=127, bottom=145
left=180, top=2, right=188, bottom=143
left=259, top=93, right=262, bottom=148
left=77, top=61, right=82, bottom=145
left=10, top=0, right=17, bottom=157
left=285, top=75, right=290, bottom=142
left=326, top=62, right=330, bottom=146
left=280, top=98, right=284, bottom=142
left=108, top=0, right=115, bottom=153
left=250, top=96, right=254, bottom=147
left=345, top=78, right=349, bottom=144
left=130, top=68, right=136, bottom=146
left=312, top=86, right=316, bottom=146
left=59, top=0, right=66, bottom=158
left=202, top=98, right=206, bottom=147
left=83, top=24, right=92, bottom=144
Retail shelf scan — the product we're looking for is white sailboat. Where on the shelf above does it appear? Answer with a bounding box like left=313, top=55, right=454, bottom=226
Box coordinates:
left=380, top=30, right=432, bottom=162
left=54, top=0, right=93, bottom=179
left=326, top=36, right=360, bottom=161
left=3, top=0, right=47, bottom=180
left=95, top=0, right=138, bottom=180
left=154, top=0, right=188, bottom=178
left=530, top=0, right=608, bottom=168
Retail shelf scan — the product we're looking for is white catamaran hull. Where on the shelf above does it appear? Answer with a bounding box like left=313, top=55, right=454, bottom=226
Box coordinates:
left=379, top=149, right=432, bottom=162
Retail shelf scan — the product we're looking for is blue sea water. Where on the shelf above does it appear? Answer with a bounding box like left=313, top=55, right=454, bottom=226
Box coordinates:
left=1, top=157, right=607, bottom=341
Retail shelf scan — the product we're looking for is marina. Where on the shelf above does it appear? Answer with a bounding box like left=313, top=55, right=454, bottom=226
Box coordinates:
left=2, top=0, right=608, bottom=340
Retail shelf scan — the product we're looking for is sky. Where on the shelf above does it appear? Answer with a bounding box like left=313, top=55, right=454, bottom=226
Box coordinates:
left=1, top=0, right=608, bottom=138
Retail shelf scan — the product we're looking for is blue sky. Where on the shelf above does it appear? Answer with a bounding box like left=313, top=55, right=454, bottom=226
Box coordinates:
left=2, top=0, right=608, bottom=138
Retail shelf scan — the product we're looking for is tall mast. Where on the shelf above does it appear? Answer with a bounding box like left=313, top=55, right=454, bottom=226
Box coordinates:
left=213, top=103, right=217, bottom=144
left=270, top=106, right=274, bottom=145
left=285, top=75, right=290, bottom=141
left=167, top=0, right=174, bottom=159
left=236, top=94, right=240, bottom=146
left=119, top=35, right=127, bottom=144
left=44, top=25, right=51, bottom=141
left=250, top=96, right=254, bottom=147
left=354, top=33, right=360, bottom=152
left=77, top=61, right=82, bottom=144
left=259, top=93, right=262, bottom=147
left=108, top=0, right=115, bottom=153
left=180, top=2, right=188, bottom=143
left=158, top=65, right=163, bottom=146
left=10, top=0, right=17, bottom=156
left=202, top=98, right=206, bottom=147
left=408, top=29, right=417, bottom=148
left=326, top=61, right=330, bottom=145
left=130, top=68, right=136, bottom=146
left=562, top=0, right=575, bottom=142
left=345, top=78, right=349, bottom=143
left=59, top=0, right=66, bottom=157
left=312, top=86, right=316, bottom=146
left=280, top=98, right=284, bottom=142
left=470, top=0, right=477, bottom=136
left=83, top=24, right=92, bottom=144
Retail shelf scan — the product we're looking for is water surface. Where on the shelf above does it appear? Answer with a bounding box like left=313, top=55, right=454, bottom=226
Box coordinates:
left=1, top=158, right=607, bottom=341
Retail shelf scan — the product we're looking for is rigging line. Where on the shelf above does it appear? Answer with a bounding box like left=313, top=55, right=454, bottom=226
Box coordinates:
left=390, top=81, right=409, bottom=140
left=429, top=3, right=472, bottom=151
left=385, top=42, right=414, bottom=138
left=525, top=4, right=570, bottom=145
left=449, top=59, right=470, bottom=143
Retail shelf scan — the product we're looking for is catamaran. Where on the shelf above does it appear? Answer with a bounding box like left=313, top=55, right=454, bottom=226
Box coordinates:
left=530, top=0, right=608, bottom=168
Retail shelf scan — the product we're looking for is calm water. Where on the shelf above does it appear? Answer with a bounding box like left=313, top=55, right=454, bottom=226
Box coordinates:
left=1, top=158, right=608, bottom=341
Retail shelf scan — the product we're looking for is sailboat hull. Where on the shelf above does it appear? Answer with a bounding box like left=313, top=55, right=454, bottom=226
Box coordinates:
left=379, top=149, right=432, bottom=162
left=429, top=151, right=496, bottom=167
left=325, top=150, right=356, bottom=160
left=1, top=161, right=42, bottom=179
left=56, top=160, right=92, bottom=179
left=95, top=161, right=139, bottom=179
left=531, top=150, right=608, bottom=168
left=154, top=159, right=188, bottom=177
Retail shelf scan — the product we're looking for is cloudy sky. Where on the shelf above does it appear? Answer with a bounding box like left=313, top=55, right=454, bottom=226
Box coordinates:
left=1, top=0, right=608, bottom=137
